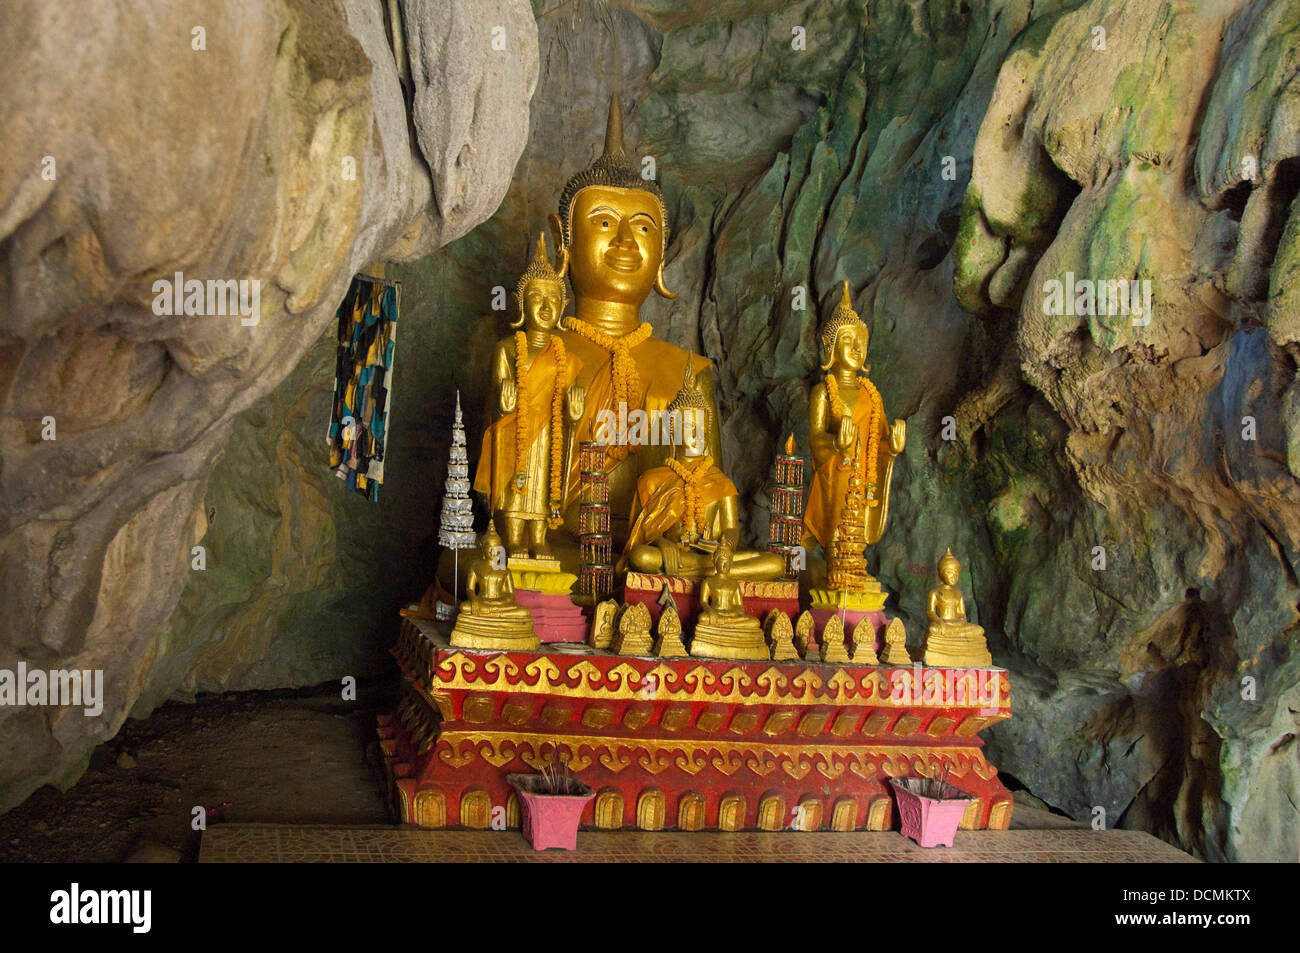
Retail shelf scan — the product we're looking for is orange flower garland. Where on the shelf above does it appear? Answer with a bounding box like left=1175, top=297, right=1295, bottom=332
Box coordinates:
left=825, top=373, right=885, bottom=506
left=512, top=331, right=569, bottom=528
left=666, top=455, right=714, bottom=537
left=563, top=317, right=653, bottom=461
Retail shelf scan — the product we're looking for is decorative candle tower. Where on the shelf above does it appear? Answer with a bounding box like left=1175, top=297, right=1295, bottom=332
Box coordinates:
left=576, top=441, right=614, bottom=605
left=827, top=454, right=868, bottom=592
left=438, top=392, right=478, bottom=613
left=768, top=433, right=805, bottom=578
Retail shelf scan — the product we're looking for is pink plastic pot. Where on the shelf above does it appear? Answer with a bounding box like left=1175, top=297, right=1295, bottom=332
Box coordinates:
left=889, top=778, right=972, bottom=848
left=507, top=774, right=595, bottom=851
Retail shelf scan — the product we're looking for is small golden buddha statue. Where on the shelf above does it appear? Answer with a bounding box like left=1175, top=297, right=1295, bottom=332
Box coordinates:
left=449, top=521, right=540, bottom=651
left=850, top=617, right=879, bottom=665
left=820, top=614, right=849, bottom=663
left=922, top=549, right=992, bottom=667
left=588, top=598, right=617, bottom=650
left=612, top=601, right=653, bottom=656
left=881, top=617, right=912, bottom=665
left=618, top=365, right=785, bottom=580
left=474, top=234, right=585, bottom=559
left=689, top=539, right=769, bottom=661
left=793, top=610, right=815, bottom=657
left=653, top=602, right=687, bottom=658
left=804, top=282, right=906, bottom=560
left=764, top=610, right=798, bottom=661
left=551, top=95, right=723, bottom=541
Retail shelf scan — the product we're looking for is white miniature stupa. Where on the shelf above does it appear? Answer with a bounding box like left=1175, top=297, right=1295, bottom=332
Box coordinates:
left=436, top=391, right=477, bottom=618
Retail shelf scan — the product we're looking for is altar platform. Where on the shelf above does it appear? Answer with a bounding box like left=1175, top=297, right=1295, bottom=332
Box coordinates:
left=380, top=617, right=1015, bottom=833
left=199, top=824, right=1199, bottom=863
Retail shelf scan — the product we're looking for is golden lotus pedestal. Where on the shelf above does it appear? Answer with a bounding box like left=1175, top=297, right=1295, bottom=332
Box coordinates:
left=689, top=618, right=769, bottom=661
left=380, top=617, right=1014, bottom=833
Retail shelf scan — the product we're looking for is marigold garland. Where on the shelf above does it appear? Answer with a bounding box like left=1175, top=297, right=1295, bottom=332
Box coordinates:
left=666, top=454, right=714, bottom=537
left=563, top=317, right=653, bottom=462
left=825, top=373, right=885, bottom=506
left=512, top=331, right=569, bottom=528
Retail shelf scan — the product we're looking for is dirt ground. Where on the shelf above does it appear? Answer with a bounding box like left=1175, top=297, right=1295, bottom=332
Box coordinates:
left=0, top=681, right=396, bottom=863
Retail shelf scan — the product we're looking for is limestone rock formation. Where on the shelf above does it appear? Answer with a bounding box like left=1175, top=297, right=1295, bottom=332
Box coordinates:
left=0, top=0, right=538, bottom=810
left=5, top=0, right=1299, bottom=865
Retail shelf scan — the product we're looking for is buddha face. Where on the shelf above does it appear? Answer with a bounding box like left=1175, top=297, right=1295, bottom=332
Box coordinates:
left=520, top=278, right=565, bottom=333
left=715, top=548, right=733, bottom=575
left=567, top=185, right=664, bottom=305
left=939, top=558, right=959, bottom=585
left=679, top=409, right=707, bottom=457
left=831, top=326, right=868, bottom=372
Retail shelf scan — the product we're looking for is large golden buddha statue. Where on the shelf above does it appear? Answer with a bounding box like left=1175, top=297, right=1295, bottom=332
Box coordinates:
left=550, top=95, right=723, bottom=541
left=618, top=366, right=784, bottom=580
left=804, top=282, right=906, bottom=559
left=473, top=234, right=584, bottom=559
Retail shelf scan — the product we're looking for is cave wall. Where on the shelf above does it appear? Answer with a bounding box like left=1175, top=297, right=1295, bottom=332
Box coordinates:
left=4, top=0, right=1298, bottom=862
left=0, top=0, right=539, bottom=810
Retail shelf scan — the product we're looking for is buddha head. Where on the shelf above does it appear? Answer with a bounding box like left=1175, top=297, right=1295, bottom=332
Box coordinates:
left=938, top=548, right=961, bottom=586
left=550, top=95, right=675, bottom=307
left=819, top=281, right=870, bottom=373
left=512, top=233, right=567, bottom=332
left=481, top=520, right=506, bottom=567
left=666, top=362, right=711, bottom=457
left=713, top=536, right=735, bottom=576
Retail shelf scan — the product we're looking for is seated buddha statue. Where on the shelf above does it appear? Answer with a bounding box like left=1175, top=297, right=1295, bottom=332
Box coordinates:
left=689, top=538, right=769, bottom=661
left=449, top=521, right=540, bottom=651
left=922, top=548, right=992, bottom=667
left=473, top=234, right=585, bottom=560
left=804, top=282, right=906, bottom=565
left=550, top=94, right=724, bottom=546
left=617, top=365, right=784, bottom=580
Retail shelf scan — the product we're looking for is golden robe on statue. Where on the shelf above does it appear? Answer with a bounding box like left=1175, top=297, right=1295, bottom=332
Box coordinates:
left=559, top=330, right=714, bottom=508
left=474, top=340, right=574, bottom=520
left=621, top=459, right=738, bottom=576
left=803, top=392, right=890, bottom=552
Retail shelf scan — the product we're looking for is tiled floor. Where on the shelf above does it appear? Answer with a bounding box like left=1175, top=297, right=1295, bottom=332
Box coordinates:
left=199, top=824, right=1198, bottom=863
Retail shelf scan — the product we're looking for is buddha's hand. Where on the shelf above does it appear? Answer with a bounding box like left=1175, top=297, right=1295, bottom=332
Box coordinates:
left=499, top=378, right=518, bottom=414
left=835, top=414, right=856, bottom=453
left=566, top=384, right=586, bottom=423
left=889, top=419, right=906, bottom=454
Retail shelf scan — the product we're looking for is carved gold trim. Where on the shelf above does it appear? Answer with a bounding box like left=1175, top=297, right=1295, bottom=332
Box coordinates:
left=718, top=794, right=745, bottom=831
left=678, top=791, right=706, bottom=831
left=433, top=729, right=999, bottom=784
left=831, top=797, right=858, bottom=832
left=595, top=789, right=623, bottom=829
left=423, top=641, right=1011, bottom=712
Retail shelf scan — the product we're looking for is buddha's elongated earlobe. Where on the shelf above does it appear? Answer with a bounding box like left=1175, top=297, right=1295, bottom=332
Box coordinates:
left=654, top=261, right=676, bottom=300
left=548, top=213, right=568, bottom=279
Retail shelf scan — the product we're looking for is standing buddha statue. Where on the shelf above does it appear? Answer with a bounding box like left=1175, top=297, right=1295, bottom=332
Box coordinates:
left=473, top=233, right=585, bottom=559
left=804, top=281, right=906, bottom=570
left=551, top=94, right=723, bottom=544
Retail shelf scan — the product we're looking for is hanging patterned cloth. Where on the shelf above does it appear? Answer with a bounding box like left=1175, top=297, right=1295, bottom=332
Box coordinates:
left=328, top=275, right=400, bottom=501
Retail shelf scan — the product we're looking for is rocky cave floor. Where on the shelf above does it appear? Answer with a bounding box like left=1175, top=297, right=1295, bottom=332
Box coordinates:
left=0, top=683, right=1083, bottom=863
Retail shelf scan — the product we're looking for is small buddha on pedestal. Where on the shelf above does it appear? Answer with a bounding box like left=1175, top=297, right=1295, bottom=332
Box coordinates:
left=922, top=549, right=992, bottom=667
left=448, top=521, right=540, bottom=651
left=689, top=539, right=769, bottom=661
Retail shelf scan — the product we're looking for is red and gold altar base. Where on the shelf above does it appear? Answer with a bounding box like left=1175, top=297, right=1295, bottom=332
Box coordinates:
left=380, top=617, right=1013, bottom=832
